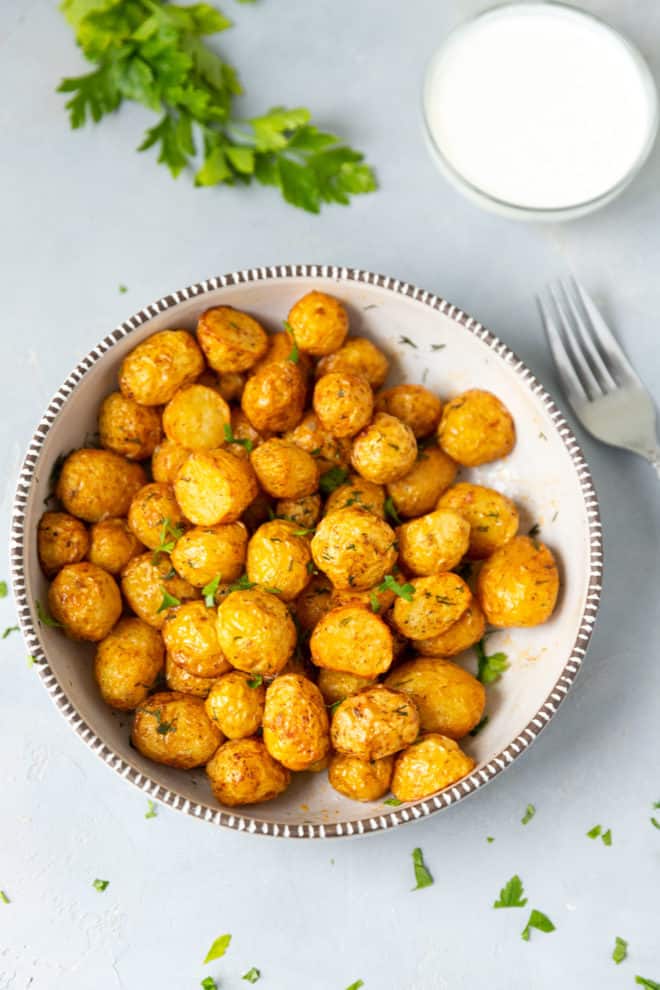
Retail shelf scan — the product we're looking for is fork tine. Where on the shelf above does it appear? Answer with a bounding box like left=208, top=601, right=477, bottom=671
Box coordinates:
left=548, top=284, right=603, bottom=400
left=559, top=279, right=617, bottom=391
left=572, top=278, right=642, bottom=386
left=536, top=293, right=586, bottom=408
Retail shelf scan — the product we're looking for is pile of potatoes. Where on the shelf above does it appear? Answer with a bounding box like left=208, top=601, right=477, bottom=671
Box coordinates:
left=37, top=290, right=559, bottom=808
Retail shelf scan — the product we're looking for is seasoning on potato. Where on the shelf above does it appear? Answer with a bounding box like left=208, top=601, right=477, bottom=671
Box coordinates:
left=128, top=482, right=186, bottom=551
left=324, top=475, right=386, bottom=518
left=205, top=671, right=266, bottom=739
left=437, top=482, right=519, bottom=559
left=151, top=438, right=191, bottom=484
left=477, top=534, right=559, bottom=627
left=132, top=691, right=223, bottom=769
left=411, top=601, right=486, bottom=658
left=316, top=336, right=389, bottom=389
left=438, top=388, right=515, bottom=466
left=250, top=438, right=320, bottom=499
left=162, top=600, right=231, bottom=678
left=263, top=674, right=330, bottom=771
left=275, top=493, right=321, bottom=529
left=331, top=685, right=420, bottom=760
left=174, top=448, right=258, bottom=526
left=386, top=657, right=485, bottom=738
left=162, top=383, right=230, bottom=450
left=391, top=573, right=471, bottom=639
left=284, top=411, right=351, bottom=474
left=391, top=733, right=475, bottom=802
left=246, top=520, right=311, bottom=601
left=311, top=605, right=393, bottom=678
left=375, top=384, right=442, bottom=438
left=98, top=391, right=162, bottom=461
left=206, top=737, right=290, bottom=806
left=119, top=330, right=204, bottom=406
left=386, top=445, right=458, bottom=518
left=397, top=508, right=470, bottom=576
left=165, top=651, right=216, bottom=697
left=313, top=371, right=374, bottom=438
left=94, top=617, right=164, bottom=711
left=328, top=753, right=393, bottom=802
left=286, top=290, right=349, bottom=356
left=196, top=306, right=269, bottom=373
left=241, top=360, right=306, bottom=433
left=351, top=412, right=417, bottom=484
left=311, top=507, right=397, bottom=590
left=170, top=522, right=247, bottom=588
left=317, top=668, right=376, bottom=706
left=216, top=587, right=296, bottom=677
left=87, top=517, right=143, bottom=574
left=56, top=448, right=146, bottom=523
left=48, top=562, right=122, bottom=641
left=121, top=552, right=199, bottom=629
left=38, top=511, right=89, bottom=577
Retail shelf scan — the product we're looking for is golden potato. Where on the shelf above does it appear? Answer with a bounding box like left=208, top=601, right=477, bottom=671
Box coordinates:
left=250, top=438, right=320, bottom=499
left=216, top=371, right=246, bottom=402
left=228, top=407, right=270, bottom=456
left=331, top=685, right=419, bottom=760
left=263, top=673, right=329, bottom=771
left=392, top=573, right=471, bottom=639
left=437, top=483, right=519, bottom=559
left=397, top=509, right=470, bottom=576
left=87, top=517, right=143, bottom=574
left=330, top=582, right=396, bottom=614
left=174, top=449, right=258, bottom=525
left=251, top=329, right=313, bottom=380
left=412, top=601, right=486, bottom=657
left=386, top=445, right=458, bottom=518
left=98, top=392, right=162, bottom=461
left=151, top=438, right=190, bottom=484
left=241, top=360, right=306, bottom=433
left=275, top=494, right=321, bottom=529
left=284, top=412, right=352, bottom=474
left=56, top=448, right=146, bottom=523
left=165, top=652, right=216, bottom=697
left=128, top=482, right=186, bottom=551
left=286, top=291, right=349, bottom=356
left=293, top=574, right=334, bottom=631
left=328, top=753, right=393, bottom=802
left=216, top=588, right=296, bottom=676
left=121, top=552, right=199, bottom=629
left=206, top=737, right=290, bottom=806
left=197, top=306, right=269, bottom=373
left=351, top=413, right=417, bottom=484
left=313, top=372, right=373, bottom=438
left=205, top=671, right=266, bottom=739
left=170, top=522, right=247, bottom=587
left=438, top=389, right=515, bottom=466
left=324, top=475, right=385, bottom=518
left=246, top=520, right=311, bottom=601
left=375, top=385, right=442, bottom=438
left=94, top=617, right=164, bottom=710
left=311, top=507, right=397, bottom=590
left=162, top=384, right=230, bottom=451
left=119, top=330, right=204, bottom=406
left=310, top=606, right=393, bottom=678
left=38, top=511, right=89, bottom=577
left=48, top=562, right=122, bottom=641
left=162, top=600, right=231, bottom=678
left=132, top=691, right=223, bottom=769
left=477, top=534, right=559, bottom=627
left=391, top=734, right=475, bottom=802
left=317, top=668, right=375, bottom=706
left=316, top=336, right=389, bottom=389
left=386, top=657, right=485, bottom=738
left=241, top=490, right=274, bottom=534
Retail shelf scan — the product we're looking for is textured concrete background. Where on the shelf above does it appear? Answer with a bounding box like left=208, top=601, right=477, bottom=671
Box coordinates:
left=1, top=1, right=659, bottom=987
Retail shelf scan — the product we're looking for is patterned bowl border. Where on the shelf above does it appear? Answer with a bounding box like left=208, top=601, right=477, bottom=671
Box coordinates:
left=9, top=264, right=602, bottom=839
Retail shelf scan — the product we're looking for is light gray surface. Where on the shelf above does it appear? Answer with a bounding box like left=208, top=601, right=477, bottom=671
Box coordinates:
left=1, top=1, right=659, bottom=987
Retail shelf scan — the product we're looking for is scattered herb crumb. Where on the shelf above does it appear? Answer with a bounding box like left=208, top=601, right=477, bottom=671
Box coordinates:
left=528, top=523, right=541, bottom=538
left=636, top=978, right=660, bottom=989
left=0, top=891, right=9, bottom=905
left=369, top=591, right=381, bottom=614
left=224, top=423, right=253, bottom=453
left=602, top=828, right=612, bottom=846
left=475, top=639, right=509, bottom=685
left=612, top=936, right=627, bottom=965
left=157, top=589, right=181, bottom=612
left=319, top=466, right=349, bottom=495
left=200, top=979, right=217, bottom=990
left=119, top=284, right=128, bottom=294
left=283, top=321, right=299, bottom=363
left=383, top=495, right=401, bottom=525
left=521, top=804, right=536, bottom=825
left=378, top=574, right=415, bottom=601
left=411, top=847, right=433, bottom=890
left=35, top=600, right=63, bottom=628
left=399, top=335, right=417, bottom=348
left=242, top=968, right=261, bottom=983
left=587, top=824, right=602, bottom=839
left=202, top=574, right=222, bottom=607
left=27, top=655, right=36, bottom=667
left=2, top=626, right=19, bottom=639
left=0, top=581, right=7, bottom=598
left=228, top=575, right=256, bottom=592
left=651, top=817, right=660, bottom=830
left=384, top=797, right=402, bottom=807
left=431, top=343, right=446, bottom=351
left=345, top=982, right=365, bottom=990
left=493, top=875, right=527, bottom=909
left=247, top=675, right=263, bottom=688
left=486, top=836, right=495, bottom=844
left=204, top=933, right=232, bottom=965
left=145, top=800, right=157, bottom=820
left=521, top=909, right=555, bottom=941
left=92, top=879, right=109, bottom=892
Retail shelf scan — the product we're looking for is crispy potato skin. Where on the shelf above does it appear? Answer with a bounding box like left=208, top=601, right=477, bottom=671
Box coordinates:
left=351, top=413, right=417, bottom=484
left=328, top=753, right=393, bottom=801
left=397, top=509, right=470, bottom=576
left=310, top=605, right=393, bottom=678
left=88, top=517, right=143, bottom=575
left=251, top=329, right=313, bottom=380
left=38, top=511, right=89, bottom=577
left=56, top=449, right=146, bottom=523
left=412, top=601, right=486, bottom=657
left=216, top=588, right=296, bottom=676
left=392, top=573, right=471, bottom=639
left=162, top=600, right=231, bottom=678
left=386, top=657, right=485, bottom=738
left=121, top=552, right=199, bottom=629
left=165, top=652, right=216, bottom=697
left=229, top=408, right=271, bottom=457
left=128, top=482, right=186, bottom=550
left=250, top=438, right=320, bottom=499
left=162, top=384, right=231, bottom=451
left=324, top=476, right=385, bottom=519
left=151, top=438, right=191, bottom=484
left=98, top=392, right=162, bottom=461
left=132, top=691, right=223, bottom=769
left=313, top=372, right=374, bottom=438
left=330, top=583, right=395, bottom=613
left=284, top=412, right=351, bottom=474
left=119, top=330, right=204, bottom=406
left=48, top=562, right=122, bottom=641
left=375, top=385, right=442, bottom=438
left=197, top=306, right=269, bottom=373
left=391, top=733, right=475, bottom=802
left=387, top=445, right=457, bottom=518
left=331, top=685, right=419, bottom=760
left=317, top=668, right=375, bottom=706
left=94, top=617, right=164, bottom=710
left=170, top=522, right=247, bottom=587
left=275, top=494, right=321, bottom=529
left=293, top=574, right=335, bottom=631
left=287, top=291, right=349, bottom=356
left=206, top=737, right=290, bottom=806
left=438, top=389, right=515, bottom=466
left=241, top=361, right=306, bottom=433
left=246, top=520, right=311, bottom=601
left=205, top=671, right=266, bottom=739
left=437, top=483, right=519, bottom=559
left=263, top=674, right=329, bottom=771
left=316, top=337, right=389, bottom=389
left=311, top=507, right=397, bottom=591
left=174, top=449, right=258, bottom=526
left=477, top=535, right=559, bottom=627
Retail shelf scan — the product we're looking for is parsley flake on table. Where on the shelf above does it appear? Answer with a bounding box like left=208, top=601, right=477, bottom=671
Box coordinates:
left=521, top=803, right=536, bottom=825
left=119, top=284, right=128, bottom=294
left=586, top=824, right=602, bottom=839
left=200, top=979, right=217, bottom=990
left=203, top=933, right=232, bottom=964
left=92, top=879, right=109, bottom=892
left=486, top=836, right=495, bottom=844
left=35, top=600, right=63, bottom=628
left=224, top=423, right=254, bottom=453
left=2, top=626, right=19, bottom=639
left=378, top=574, right=415, bottom=601
left=612, top=936, right=628, bottom=964
left=202, top=574, right=223, bottom=607
left=651, top=817, right=660, bottom=830
left=0, top=581, right=7, bottom=598
left=521, top=909, right=555, bottom=941
left=0, top=891, right=9, bottom=905
left=636, top=978, right=660, bottom=989
left=475, top=639, right=509, bottom=684
left=493, top=875, right=527, bottom=909
left=319, top=466, right=349, bottom=495
left=145, top=800, right=157, bottom=820
left=411, top=847, right=433, bottom=890
left=383, top=495, right=401, bottom=525
left=345, top=980, right=364, bottom=989
left=602, top=828, right=612, bottom=846
left=399, top=336, right=418, bottom=348
left=384, top=797, right=402, bottom=807
left=242, top=967, right=261, bottom=983
left=157, top=588, right=181, bottom=612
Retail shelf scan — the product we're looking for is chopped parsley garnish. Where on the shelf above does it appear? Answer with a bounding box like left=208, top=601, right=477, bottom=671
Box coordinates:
left=0, top=891, right=9, bottom=905
left=399, top=335, right=418, bottom=348
left=587, top=824, right=612, bottom=845
left=202, top=574, right=222, bottom=607
left=493, top=875, right=527, bottom=909
left=145, top=800, right=157, bottom=820
left=247, top=675, right=263, bottom=689
left=306, top=561, right=318, bottom=575
left=369, top=591, right=381, bottom=613
left=293, top=527, right=315, bottom=536
left=35, top=600, right=63, bottom=628
left=2, top=626, right=19, bottom=639
left=612, top=936, right=628, bottom=964
left=119, top=284, right=128, bottom=294
left=242, top=968, right=261, bottom=983
left=223, top=423, right=254, bottom=453
left=0, top=581, right=7, bottom=598
left=200, top=979, right=217, bottom=990
left=469, top=715, right=489, bottom=737
left=475, top=639, right=509, bottom=685
left=636, top=978, right=660, bottom=989
left=378, top=574, right=415, bottom=601
left=283, top=322, right=299, bottom=363
left=203, top=933, right=232, bottom=964
left=586, top=824, right=602, bottom=838
left=602, top=828, right=612, bottom=846
left=384, top=797, right=402, bottom=807
left=651, top=817, right=660, bottom=830
left=228, top=575, right=256, bottom=592
left=411, top=847, right=433, bottom=890
left=383, top=495, right=401, bottom=525
left=138, top=706, right=176, bottom=736
left=27, top=655, right=36, bottom=667
left=152, top=517, right=185, bottom=563
left=521, top=909, right=555, bottom=941
left=157, top=589, right=181, bottom=612
left=319, top=466, right=349, bottom=494
left=521, top=804, right=536, bottom=825
left=92, top=879, right=109, bottom=892
left=328, top=699, right=344, bottom=715
left=345, top=982, right=364, bottom=990
left=486, top=836, right=495, bottom=844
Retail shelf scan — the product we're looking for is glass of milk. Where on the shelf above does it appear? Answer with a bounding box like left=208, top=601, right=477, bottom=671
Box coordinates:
left=422, top=2, right=658, bottom=220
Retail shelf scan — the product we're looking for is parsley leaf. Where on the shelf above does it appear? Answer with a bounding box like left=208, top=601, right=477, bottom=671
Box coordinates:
left=328, top=699, right=343, bottom=716
left=145, top=800, right=157, bottom=820
left=2, top=626, right=19, bottom=639
left=242, top=968, right=261, bottom=984
left=345, top=983, right=364, bottom=990
left=651, top=817, right=660, bottom=830
left=369, top=591, right=381, bottom=614
left=602, top=828, right=612, bottom=846
left=224, top=422, right=253, bottom=453
left=200, top=979, right=217, bottom=990
left=486, top=836, right=495, bottom=844
left=202, top=574, right=222, bottom=607
left=587, top=824, right=612, bottom=845
left=247, top=675, right=263, bottom=688
left=378, top=574, right=415, bottom=601
left=411, top=847, right=433, bottom=891
left=636, top=978, right=660, bottom=989
left=469, top=715, right=489, bottom=737
left=493, top=875, right=527, bottom=909
left=157, top=588, right=181, bottom=612
left=0, top=581, right=7, bottom=598
left=119, top=284, right=128, bottom=293
left=283, top=321, right=299, bottom=362
left=521, top=909, right=555, bottom=941
left=35, top=600, right=63, bottom=628
left=384, top=797, right=402, bottom=807
left=612, top=936, right=627, bottom=965
left=92, top=878, right=109, bottom=892
left=586, top=824, right=602, bottom=839
left=319, top=466, right=349, bottom=495
left=521, top=804, right=536, bottom=825
left=152, top=517, right=185, bottom=563
left=203, top=933, right=232, bottom=964
left=0, top=891, right=9, bottom=905
left=383, top=495, right=401, bottom=525
left=475, top=639, right=509, bottom=685
left=398, top=335, right=417, bottom=348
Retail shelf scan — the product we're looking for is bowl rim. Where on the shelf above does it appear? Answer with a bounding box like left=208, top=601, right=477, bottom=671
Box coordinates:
left=10, top=263, right=602, bottom=839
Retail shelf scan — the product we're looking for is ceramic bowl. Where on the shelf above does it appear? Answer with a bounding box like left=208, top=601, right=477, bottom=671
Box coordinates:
left=10, top=265, right=602, bottom=838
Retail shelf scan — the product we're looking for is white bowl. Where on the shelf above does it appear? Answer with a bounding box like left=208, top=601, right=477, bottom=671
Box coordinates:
left=10, top=265, right=602, bottom=838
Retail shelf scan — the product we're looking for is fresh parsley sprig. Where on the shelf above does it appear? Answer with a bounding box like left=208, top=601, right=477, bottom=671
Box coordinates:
left=521, top=909, right=555, bottom=941
left=475, top=638, right=509, bottom=685
left=202, top=574, right=222, bottom=606
left=493, top=875, right=527, bottom=909
left=152, top=517, right=185, bottom=563
left=224, top=423, right=253, bottom=453
left=378, top=574, right=414, bottom=602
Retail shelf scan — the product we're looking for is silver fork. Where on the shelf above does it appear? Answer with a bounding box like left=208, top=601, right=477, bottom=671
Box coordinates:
left=536, top=277, right=660, bottom=477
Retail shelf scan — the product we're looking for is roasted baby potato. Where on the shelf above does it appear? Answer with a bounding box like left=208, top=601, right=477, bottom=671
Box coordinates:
left=263, top=673, right=330, bottom=771
left=251, top=329, right=313, bottom=380
left=250, top=438, right=319, bottom=499
left=48, top=562, right=122, bottom=641
left=94, top=617, right=164, bottom=710
left=316, top=668, right=375, bottom=706
left=391, top=733, right=475, bottom=802
left=386, top=657, right=485, bottom=738
left=386, top=445, right=457, bottom=518
left=246, top=520, right=311, bottom=601
left=328, top=753, right=393, bottom=802
left=216, top=588, right=296, bottom=676
left=286, top=291, right=349, bottom=356
left=87, top=517, right=143, bottom=574
left=206, top=737, right=290, bottom=806
left=170, top=522, right=247, bottom=587
left=437, top=483, right=519, bottom=559
left=121, top=552, right=199, bottom=629
left=375, top=384, right=442, bottom=438
left=329, top=581, right=396, bottom=614
left=128, top=482, right=186, bottom=550
left=412, top=601, right=486, bottom=657
left=241, top=360, right=306, bottom=433
left=275, top=493, right=321, bottom=529
left=310, top=605, right=393, bottom=678
left=293, top=574, right=335, bottom=631
left=174, top=449, right=258, bottom=526
left=162, top=384, right=230, bottom=451
left=477, top=534, right=559, bottom=627
left=214, top=371, right=246, bottom=402
left=228, top=407, right=270, bottom=456
left=98, top=391, right=162, bottom=461
left=283, top=412, right=351, bottom=474
left=151, top=438, right=191, bottom=484
left=311, top=507, right=397, bottom=590
left=331, top=685, right=419, bottom=760
left=119, top=330, right=204, bottom=406
left=205, top=670, right=266, bottom=739
left=351, top=412, right=417, bottom=484
left=313, top=372, right=374, bottom=438
left=316, top=336, right=389, bottom=389
left=38, top=511, right=89, bottom=577
left=196, top=306, right=269, bottom=373
left=397, top=509, right=470, bottom=576
left=324, top=475, right=385, bottom=518
left=438, top=389, right=515, bottom=466
left=392, top=573, right=471, bottom=639
left=56, top=448, right=146, bottom=523
left=162, top=600, right=231, bottom=678
left=165, top=652, right=216, bottom=697
left=132, top=691, right=223, bottom=769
